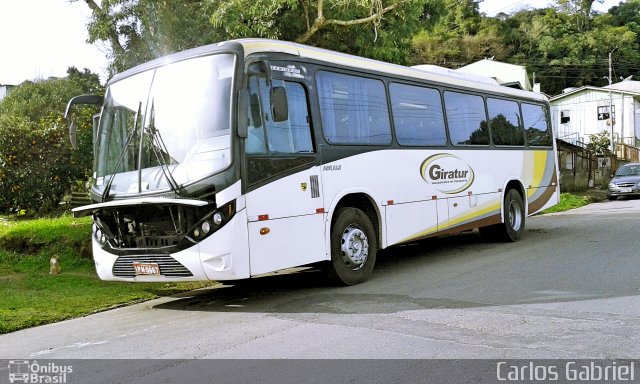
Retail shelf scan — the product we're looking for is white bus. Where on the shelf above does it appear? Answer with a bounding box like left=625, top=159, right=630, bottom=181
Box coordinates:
left=67, top=39, right=559, bottom=285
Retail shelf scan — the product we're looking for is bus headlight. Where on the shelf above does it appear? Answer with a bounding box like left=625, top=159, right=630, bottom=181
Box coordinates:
left=94, top=227, right=107, bottom=245
left=201, top=221, right=212, bottom=234
left=188, top=200, right=236, bottom=242
left=213, top=212, right=223, bottom=226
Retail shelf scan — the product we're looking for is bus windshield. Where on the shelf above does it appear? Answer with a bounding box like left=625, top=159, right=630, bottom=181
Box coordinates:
left=95, top=53, right=235, bottom=196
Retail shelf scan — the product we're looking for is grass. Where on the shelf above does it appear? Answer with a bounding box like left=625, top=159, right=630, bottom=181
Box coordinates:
left=540, top=193, right=590, bottom=214
left=0, top=215, right=213, bottom=334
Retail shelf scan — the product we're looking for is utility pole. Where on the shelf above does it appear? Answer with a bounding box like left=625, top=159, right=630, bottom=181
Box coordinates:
left=608, top=51, right=613, bottom=85
left=608, top=48, right=617, bottom=153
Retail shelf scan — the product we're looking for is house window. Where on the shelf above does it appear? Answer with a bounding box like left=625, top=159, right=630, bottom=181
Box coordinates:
left=597, top=105, right=615, bottom=121
left=560, top=110, right=571, bottom=124
left=565, top=153, right=574, bottom=170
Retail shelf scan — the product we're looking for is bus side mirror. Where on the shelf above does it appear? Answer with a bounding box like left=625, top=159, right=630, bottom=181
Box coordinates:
left=69, top=121, right=78, bottom=150
left=92, top=113, right=101, bottom=144
left=65, top=94, right=103, bottom=150
left=271, top=86, right=288, bottom=122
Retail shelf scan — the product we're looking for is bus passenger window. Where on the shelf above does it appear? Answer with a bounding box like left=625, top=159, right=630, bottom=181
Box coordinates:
left=487, top=98, right=524, bottom=146
left=389, top=83, right=446, bottom=146
left=522, top=103, right=552, bottom=147
left=317, top=71, right=391, bottom=145
left=444, top=91, right=489, bottom=146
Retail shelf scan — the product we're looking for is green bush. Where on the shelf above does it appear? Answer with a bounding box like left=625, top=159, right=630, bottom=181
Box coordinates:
left=0, top=68, right=102, bottom=215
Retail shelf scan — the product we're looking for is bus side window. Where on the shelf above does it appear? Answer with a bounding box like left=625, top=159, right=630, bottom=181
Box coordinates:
left=282, top=82, right=313, bottom=153
left=444, top=91, right=489, bottom=146
left=522, top=103, right=552, bottom=147
left=487, top=98, right=524, bottom=146
left=258, top=79, right=313, bottom=154
left=389, top=83, right=446, bottom=146
left=316, top=71, right=391, bottom=145
left=245, top=76, right=267, bottom=154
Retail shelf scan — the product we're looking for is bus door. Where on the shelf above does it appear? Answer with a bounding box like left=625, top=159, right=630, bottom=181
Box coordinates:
left=243, top=70, right=326, bottom=275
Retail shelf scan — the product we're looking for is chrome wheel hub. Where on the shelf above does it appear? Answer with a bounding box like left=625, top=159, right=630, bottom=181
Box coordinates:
left=508, top=201, right=522, bottom=231
left=341, top=224, right=369, bottom=270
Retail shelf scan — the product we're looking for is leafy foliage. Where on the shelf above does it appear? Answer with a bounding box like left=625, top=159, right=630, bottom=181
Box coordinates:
left=409, top=0, right=640, bottom=95
left=78, top=0, right=222, bottom=74
left=78, top=0, right=429, bottom=71
left=586, top=130, right=612, bottom=155
left=0, top=68, right=102, bottom=215
left=74, top=0, right=640, bottom=96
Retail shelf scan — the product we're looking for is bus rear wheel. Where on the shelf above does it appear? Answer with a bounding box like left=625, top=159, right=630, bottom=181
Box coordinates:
left=326, top=207, right=377, bottom=286
left=480, top=189, right=525, bottom=242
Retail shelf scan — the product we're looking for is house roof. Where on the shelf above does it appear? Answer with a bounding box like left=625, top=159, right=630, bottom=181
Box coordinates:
left=603, top=80, right=640, bottom=93
left=457, top=59, right=532, bottom=90
left=550, top=85, right=640, bottom=101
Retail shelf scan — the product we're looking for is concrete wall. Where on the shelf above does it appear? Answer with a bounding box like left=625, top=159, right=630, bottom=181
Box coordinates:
left=557, top=140, right=597, bottom=192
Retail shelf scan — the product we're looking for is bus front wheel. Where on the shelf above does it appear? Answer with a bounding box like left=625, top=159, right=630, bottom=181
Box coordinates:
left=480, top=189, right=525, bottom=242
left=326, top=207, right=377, bottom=285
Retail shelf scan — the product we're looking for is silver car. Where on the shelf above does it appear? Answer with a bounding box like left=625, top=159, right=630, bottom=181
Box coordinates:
left=608, top=162, right=640, bottom=200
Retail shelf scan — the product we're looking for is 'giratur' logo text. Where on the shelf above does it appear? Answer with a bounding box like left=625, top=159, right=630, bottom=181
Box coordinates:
left=420, top=154, right=475, bottom=194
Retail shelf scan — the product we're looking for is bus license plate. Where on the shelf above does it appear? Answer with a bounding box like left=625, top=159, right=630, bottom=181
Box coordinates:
left=133, top=262, right=160, bottom=275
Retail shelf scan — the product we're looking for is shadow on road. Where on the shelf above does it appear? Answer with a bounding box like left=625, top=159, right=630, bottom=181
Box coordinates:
left=154, top=215, right=639, bottom=315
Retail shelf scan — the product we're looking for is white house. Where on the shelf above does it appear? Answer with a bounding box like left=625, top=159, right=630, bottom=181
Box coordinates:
left=456, top=59, right=539, bottom=92
left=0, top=84, right=14, bottom=102
left=549, top=80, right=640, bottom=147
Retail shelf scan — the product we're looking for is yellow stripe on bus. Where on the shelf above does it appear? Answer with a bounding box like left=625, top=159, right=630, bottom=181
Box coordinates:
left=398, top=200, right=501, bottom=243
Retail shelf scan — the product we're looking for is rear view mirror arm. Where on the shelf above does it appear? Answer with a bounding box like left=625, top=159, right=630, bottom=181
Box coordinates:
left=64, top=94, right=103, bottom=119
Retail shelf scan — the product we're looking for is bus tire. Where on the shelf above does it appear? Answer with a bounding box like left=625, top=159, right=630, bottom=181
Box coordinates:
left=481, top=189, right=525, bottom=242
left=326, top=207, right=377, bottom=286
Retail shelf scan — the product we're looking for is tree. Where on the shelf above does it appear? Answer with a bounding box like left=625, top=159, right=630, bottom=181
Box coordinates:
left=210, top=0, right=427, bottom=63
left=586, top=130, right=612, bottom=156
left=0, top=68, right=102, bottom=214
left=608, top=0, right=640, bottom=46
left=410, top=0, right=503, bottom=67
left=74, top=0, right=222, bottom=73
left=77, top=0, right=428, bottom=72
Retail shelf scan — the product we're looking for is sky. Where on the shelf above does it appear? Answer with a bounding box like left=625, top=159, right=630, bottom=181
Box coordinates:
left=0, top=0, right=109, bottom=85
left=479, top=0, right=621, bottom=16
left=0, top=0, right=625, bottom=86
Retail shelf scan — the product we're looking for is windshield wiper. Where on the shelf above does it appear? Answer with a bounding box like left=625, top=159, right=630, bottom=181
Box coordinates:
left=146, top=101, right=183, bottom=196
left=102, top=101, right=142, bottom=201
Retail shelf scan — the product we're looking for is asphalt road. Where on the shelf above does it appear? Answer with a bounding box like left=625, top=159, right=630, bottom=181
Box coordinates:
left=2, top=198, right=640, bottom=359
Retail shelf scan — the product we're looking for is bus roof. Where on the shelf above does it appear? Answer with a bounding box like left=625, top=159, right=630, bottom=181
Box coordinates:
left=109, top=38, right=547, bottom=103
